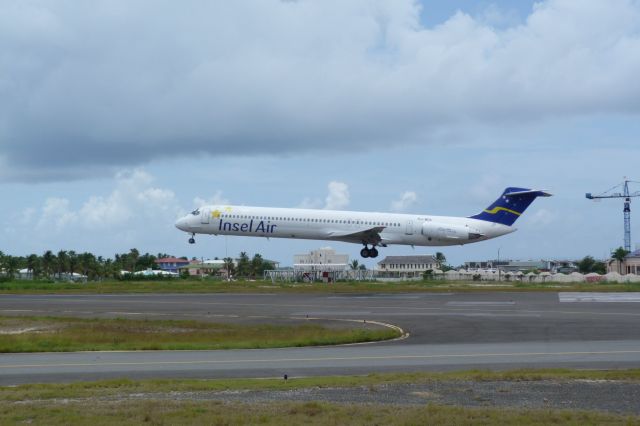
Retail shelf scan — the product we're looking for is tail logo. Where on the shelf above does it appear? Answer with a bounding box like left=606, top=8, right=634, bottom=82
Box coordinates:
left=483, top=206, right=522, bottom=216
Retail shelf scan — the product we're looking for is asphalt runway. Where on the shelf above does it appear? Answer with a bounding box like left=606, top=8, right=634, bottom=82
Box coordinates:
left=1, top=291, right=640, bottom=384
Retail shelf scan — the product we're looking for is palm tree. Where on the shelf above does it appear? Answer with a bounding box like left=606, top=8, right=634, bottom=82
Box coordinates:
left=250, top=253, right=264, bottom=278
left=611, top=247, right=630, bottom=274
left=349, top=259, right=360, bottom=270
left=26, top=254, right=40, bottom=279
left=57, top=250, right=69, bottom=279
left=223, top=257, right=235, bottom=280
left=435, top=252, right=446, bottom=269
left=41, top=250, right=56, bottom=279
left=4, top=256, right=18, bottom=280
left=68, top=251, right=78, bottom=276
left=129, top=248, right=140, bottom=272
left=237, top=252, right=250, bottom=277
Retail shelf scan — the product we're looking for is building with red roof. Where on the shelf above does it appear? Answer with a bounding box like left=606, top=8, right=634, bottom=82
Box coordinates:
left=155, top=257, right=190, bottom=273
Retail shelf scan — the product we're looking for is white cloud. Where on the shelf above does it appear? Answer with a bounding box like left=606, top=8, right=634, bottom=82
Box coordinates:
left=390, top=191, right=417, bottom=212
left=33, top=169, right=181, bottom=231
left=324, top=181, right=350, bottom=210
left=2, top=0, right=640, bottom=181
left=193, top=190, right=229, bottom=208
left=297, top=181, right=350, bottom=210
left=37, top=197, right=77, bottom=231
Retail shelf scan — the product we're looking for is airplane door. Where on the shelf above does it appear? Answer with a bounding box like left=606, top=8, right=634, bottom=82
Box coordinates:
left=201, top=208, right=210, bottom=224
left=405, top=220, right=413, bottom=235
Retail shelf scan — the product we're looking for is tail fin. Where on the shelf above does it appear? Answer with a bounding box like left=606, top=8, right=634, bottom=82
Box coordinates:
left=470, top=187, right=552, bottom=226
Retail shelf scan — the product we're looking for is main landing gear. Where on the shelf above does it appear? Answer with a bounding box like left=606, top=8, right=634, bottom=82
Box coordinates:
left=188, top=233, right=196, bottom=244
left=360, top=245, right=378, bottom=258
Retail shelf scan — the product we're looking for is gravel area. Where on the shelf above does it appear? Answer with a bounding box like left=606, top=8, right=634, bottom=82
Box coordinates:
left=64, top=380, right=640, bottom=415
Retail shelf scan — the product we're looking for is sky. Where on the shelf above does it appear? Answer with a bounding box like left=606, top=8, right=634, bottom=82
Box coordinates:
left=1, top=0, right=640, bottom=267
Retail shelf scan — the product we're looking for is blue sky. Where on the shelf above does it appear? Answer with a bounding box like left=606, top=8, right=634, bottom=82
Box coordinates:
left=1, top=0, right=639, bottom=267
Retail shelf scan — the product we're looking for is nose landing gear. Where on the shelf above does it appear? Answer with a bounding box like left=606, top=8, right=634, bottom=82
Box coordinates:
left=188, top=234, right=196, bottom=244
left=360, top=245, right=378, bottom=258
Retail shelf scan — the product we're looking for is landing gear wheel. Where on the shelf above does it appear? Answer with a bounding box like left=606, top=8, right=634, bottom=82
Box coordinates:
left=360, top=247, right=370, bottom=258
left=369, top=247, right=379, bottom=258
left=188, top=234, right=196, bottom=244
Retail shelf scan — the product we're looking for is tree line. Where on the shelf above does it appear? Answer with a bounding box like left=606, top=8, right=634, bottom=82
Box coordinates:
left=0, top=249, right=172, bottom=281
left=220, top=252, right=274, bottom=279
left=0, top=249, right=277, bottom=281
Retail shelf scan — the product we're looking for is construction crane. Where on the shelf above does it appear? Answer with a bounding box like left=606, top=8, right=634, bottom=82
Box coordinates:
left=586, top=179, right=640, bottom=252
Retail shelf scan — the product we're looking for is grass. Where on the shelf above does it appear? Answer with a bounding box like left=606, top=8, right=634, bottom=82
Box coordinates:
left=0, top=315, right=400, bottom=353
left=2, top=400, right=637, bottom=426
left=3, top=370, right=640, bottom=425
left=3, top=369, right=640, bottom=402
left=1, top=279, right=639, bottom=294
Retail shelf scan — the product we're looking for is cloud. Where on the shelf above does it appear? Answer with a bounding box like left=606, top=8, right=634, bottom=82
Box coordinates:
left=37, top=197, right=77, bottom=230
left=34, top=169, right=180, bottom=231
left=390, top=191, right=417, bottom=212
left=324, top=181, right=350, bottom=210
left=2, top=0, right=640, bottom=181
left=193, top=190, right=229, bottom=208
left=298, top=181, right=350, bottom=210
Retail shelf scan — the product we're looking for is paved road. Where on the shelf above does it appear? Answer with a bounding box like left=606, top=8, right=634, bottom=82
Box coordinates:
left=1, top=292, right=639, bottom=384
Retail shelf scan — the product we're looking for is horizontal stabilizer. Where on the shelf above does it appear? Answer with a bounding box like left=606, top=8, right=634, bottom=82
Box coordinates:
left=504, top=189, right=552, bottom=197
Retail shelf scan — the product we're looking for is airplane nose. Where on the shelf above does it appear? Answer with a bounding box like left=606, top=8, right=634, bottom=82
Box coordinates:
left=175, top=217, right=189, bottom=231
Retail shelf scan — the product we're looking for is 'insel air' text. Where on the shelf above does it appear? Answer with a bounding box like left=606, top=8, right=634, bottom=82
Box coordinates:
left=218, top=219, right=277, bottom=233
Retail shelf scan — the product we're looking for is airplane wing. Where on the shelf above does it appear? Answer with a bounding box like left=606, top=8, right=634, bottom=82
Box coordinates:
left=326, top=226, right=386, bottom=246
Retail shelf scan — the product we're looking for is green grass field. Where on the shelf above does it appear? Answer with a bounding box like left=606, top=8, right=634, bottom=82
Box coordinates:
left=0, top=315, right=399, bottom=352
left=0, top=279, right=639, bottom=294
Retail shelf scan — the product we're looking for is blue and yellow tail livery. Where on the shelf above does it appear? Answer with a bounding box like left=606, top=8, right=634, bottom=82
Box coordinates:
left=470, top=187, right=552, bottom=226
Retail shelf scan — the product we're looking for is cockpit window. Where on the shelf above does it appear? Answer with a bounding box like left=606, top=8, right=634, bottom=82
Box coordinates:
left=191, top=209, right=200, bottom=216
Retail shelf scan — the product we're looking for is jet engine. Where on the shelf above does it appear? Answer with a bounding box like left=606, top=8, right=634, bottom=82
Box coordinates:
left=421, top=222, right=484, bottom=242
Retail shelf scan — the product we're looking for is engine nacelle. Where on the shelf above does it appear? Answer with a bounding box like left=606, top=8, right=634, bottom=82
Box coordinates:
left=421, top=222, right=483, bottom=242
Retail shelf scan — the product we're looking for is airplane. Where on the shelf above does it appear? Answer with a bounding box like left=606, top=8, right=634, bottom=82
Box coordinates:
left=175, top=187, right=551, bottom=258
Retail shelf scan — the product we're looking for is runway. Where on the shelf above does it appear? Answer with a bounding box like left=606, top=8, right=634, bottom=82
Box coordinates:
left=1, top=292, right=640, bottom=384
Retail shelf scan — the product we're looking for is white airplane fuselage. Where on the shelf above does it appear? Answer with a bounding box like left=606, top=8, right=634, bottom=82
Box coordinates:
left=175, top=205, right=515, bottom=247
left=175, top=188, right=550, bottom=258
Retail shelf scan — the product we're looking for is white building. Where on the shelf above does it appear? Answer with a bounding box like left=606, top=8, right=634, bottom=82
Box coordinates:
left=376, top=255, right=438, bottom=279
left=293, top=247, right=349, bottom=274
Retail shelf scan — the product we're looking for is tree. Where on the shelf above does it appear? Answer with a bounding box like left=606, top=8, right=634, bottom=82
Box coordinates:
left=4, top=256, right=18, bottom=280
left=68, top=251, right=78, bottom=275
left=79, top=252, right=97, bottom=280
left=41, top=250, right=56, bottom=278
left=57, top=250, right=69, bottom=279
left=435, top=252, right=446, bottom=269
left=592, top=261, right=606, bottom=275
left=611, top=247, right=630, bottom=274
left=237, top=252, right=250, bottom=277
left=223, top=257, right=235, bottom=280
left=137, top=253, right=157, bottom=270
left=129, top=248, right=140, bottom=272
left=577, top=256, right=606, bottom=274
left=250, top=253, right=271, bottom=278
left=349, top=260, right=360, bottom=270
left=26, top=254, right=41, bottom=279
left=577, top=256, right=596, bottom=274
